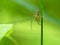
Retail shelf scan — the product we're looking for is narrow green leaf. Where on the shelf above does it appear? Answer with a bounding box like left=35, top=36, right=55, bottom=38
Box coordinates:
left=0, top=24, right=13, bottom=41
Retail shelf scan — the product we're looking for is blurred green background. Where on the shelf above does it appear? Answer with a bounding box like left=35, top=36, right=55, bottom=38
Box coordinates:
left=0, top=0, right=60, bottom=45
left=43, top=0, right=60, bottom=45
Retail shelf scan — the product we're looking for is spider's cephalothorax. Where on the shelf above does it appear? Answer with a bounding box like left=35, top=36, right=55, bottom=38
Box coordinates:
left=33, top=10, right=41, bottom=24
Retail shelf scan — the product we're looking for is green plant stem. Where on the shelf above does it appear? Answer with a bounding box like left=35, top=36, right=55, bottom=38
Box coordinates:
left=41, top=16, right=43, bottom=45
left=40, top=0, right=43, bottom=45
left=8, top=36, right=19, bottom=45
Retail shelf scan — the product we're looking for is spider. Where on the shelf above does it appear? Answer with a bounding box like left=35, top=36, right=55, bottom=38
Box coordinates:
left=32, top=10, right=41, bottom=24
left=31, top=10, right=41, bottom=31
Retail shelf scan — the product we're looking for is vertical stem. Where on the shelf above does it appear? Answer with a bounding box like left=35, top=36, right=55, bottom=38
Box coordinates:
left=41, top=16, right=43, bottom=45
left=40, top=0, right=43, bottom=45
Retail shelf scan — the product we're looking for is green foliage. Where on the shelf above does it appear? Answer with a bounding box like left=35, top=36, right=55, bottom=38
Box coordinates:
left=0, top=0, right=60, bottom=45
left=0, top=24, right=13, bottom=41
